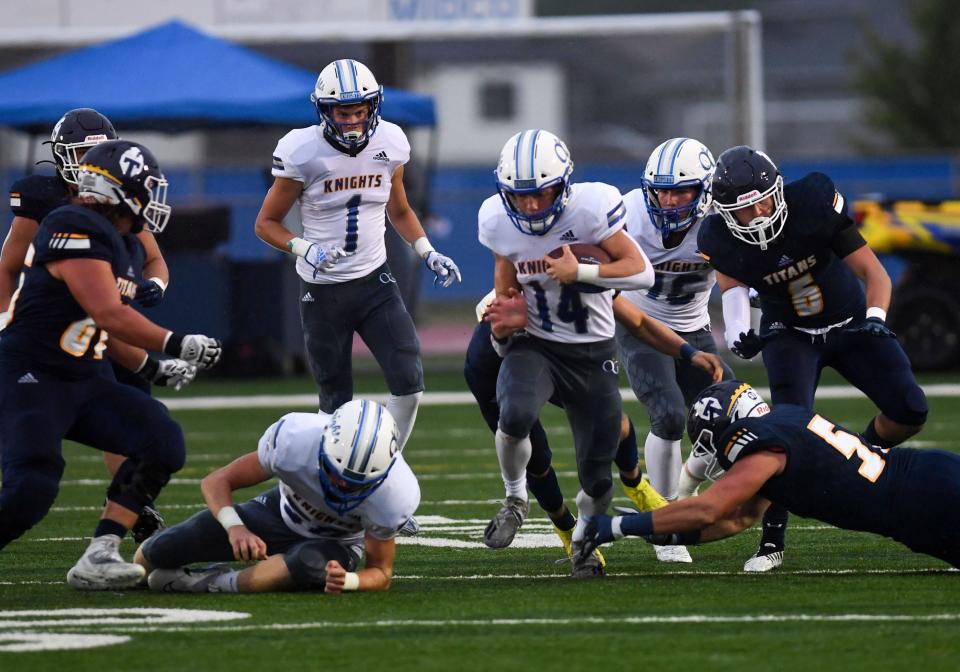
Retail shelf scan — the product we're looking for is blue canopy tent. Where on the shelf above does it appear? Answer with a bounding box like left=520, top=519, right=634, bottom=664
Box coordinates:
left=0, top=19, right=436, bottom=132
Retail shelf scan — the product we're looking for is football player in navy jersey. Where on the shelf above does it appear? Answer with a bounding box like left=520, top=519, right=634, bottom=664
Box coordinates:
left=2, top=108, right=186, bottom=542
left=0, top=140, right=222, bottom=590
left=695, top=146, right=927, bottom=572
left=580, top=381, right=960, bottom=570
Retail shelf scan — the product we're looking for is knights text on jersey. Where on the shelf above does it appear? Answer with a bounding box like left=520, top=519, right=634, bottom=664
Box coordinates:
left=620, top=189, right=714, bottom=331
left=271, top=121, right=411, bottom=284
left=256, top=412, right=421, bottom=542
left=477, top=182, right=626, bottom=343
left=8, top=174, right=71, bottom=223
left=697, top=173, right=867, bottom=330
left=0, top=205, right=138, bottom=379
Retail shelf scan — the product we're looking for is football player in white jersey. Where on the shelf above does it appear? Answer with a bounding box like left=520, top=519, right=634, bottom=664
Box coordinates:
left=254, top=59, right=460, bottom=449
left=478, top=129, right=654, bottom=578
left=136, top=399, right=420, bottom=593
left=617, top=138, right=735, bottom=563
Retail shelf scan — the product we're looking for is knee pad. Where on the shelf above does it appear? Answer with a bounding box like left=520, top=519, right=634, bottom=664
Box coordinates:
left=650, top=409, right=686, bottom=442
left=107, top=459, right=176, bottom=510
left=583, top=477, right=613, bottom=500
left=498, top=406, right=538, bottom=440
left=284, top=541, right=354, bottom=590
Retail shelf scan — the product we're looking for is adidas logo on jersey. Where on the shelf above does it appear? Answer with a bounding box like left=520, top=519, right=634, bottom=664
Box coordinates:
left=777, top=254, right=794, bottom=268
left=17, top=372, right=38, bottom=384
left=559, top=230, right=578, bottom=242
left=372, top=150, right=390, bottom=162
left=127, top=265, right=135, bottom=277
left=301, top=292, right=315, bottom=303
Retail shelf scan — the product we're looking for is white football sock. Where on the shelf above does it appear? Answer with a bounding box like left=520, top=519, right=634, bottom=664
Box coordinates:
left=676, top=463, right=706, bottom=500
left=644, top=432, right=682, bottom=500
left=210, top=570, right=240, bottom=593
left=387, top=391, right=422, bottom=450
left=496, top=429, right=531, bottom=500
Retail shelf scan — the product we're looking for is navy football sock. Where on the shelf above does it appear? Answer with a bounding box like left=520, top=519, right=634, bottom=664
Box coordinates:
left=94, top=519, right=128, bottom=539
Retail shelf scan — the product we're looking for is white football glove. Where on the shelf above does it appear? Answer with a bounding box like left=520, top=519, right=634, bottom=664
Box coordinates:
left=142, top=358, right=197, bottom=391
left=305, top=243, right=351, bottom=278
left=424, top=251, right=462, bottom=288
left=165, top=333, right=222, bottom=369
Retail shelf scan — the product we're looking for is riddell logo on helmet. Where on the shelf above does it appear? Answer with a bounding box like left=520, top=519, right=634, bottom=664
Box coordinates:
left=84, top=134, right=108, bottom=142
left=736, top=190, right=762, bottom=203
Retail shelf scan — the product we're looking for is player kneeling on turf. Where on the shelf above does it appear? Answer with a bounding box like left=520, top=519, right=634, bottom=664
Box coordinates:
left=136, top=399, right=419, bottom=593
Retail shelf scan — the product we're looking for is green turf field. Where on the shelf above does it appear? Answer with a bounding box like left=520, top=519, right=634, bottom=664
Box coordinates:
left=2, top=366, right=960, bottom=670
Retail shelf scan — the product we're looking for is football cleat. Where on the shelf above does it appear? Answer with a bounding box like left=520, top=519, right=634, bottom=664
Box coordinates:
left=483, top=496, right=529, bottom=549
left=398, top=516, right=420, bottom=537
left=553, top=524, right=606, bottom=567
left=131, top=505, right=166, bottom=544
left=148, top=564, right=233, bottom=592
left=66, top=534, right=146, bottom=591
left=743, top=543, right=784, bottom=572
left=570, top=539, right=606, bottom=579
left=621, top=477, right=669, bottom=512
left=653, top=544, right=693, bottom=563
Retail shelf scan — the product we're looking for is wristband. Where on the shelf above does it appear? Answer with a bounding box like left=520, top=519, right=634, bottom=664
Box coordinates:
left=162, top=331, right=183, bottom=357
left=575, top=263, right=601, bottom=283
left=412, top=236, right=435, bottom=259
left=679, top=343, right=697, bottom=362
left=216, top=506, right=244, bottom=531
left=287, top=237, right=313, bottom=258
left=137, top=356, right=159, bottom=381
left=342, top=571, right=360, bottom=591
left=147, top=276, right=168, bottom=293
left=866, top=306, right=887, bottom=322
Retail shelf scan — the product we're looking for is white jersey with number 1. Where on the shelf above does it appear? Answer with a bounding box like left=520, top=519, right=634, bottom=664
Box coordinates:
left=256, top=412, right=420, bottom=544
left=271, top=121, right=410, bottom=284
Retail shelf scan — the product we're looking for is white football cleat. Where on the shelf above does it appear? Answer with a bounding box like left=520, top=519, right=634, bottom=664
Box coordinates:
left=654, top=544, right=693, bottom=563
left=148, top=564, right=233, bottom=592
left=66, top=534, right=146, bottom=590
left=743, top=544, right=784, bottom=572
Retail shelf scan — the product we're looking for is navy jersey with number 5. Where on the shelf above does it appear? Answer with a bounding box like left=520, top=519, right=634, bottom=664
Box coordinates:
left=697, top=173, right=868, bottom=330
left=717, top=405, right=960, bottom=565
left=0, top=205, right=139, bottom=379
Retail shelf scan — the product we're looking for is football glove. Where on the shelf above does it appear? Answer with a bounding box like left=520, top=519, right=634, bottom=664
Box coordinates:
left=424, top=251, right=462, bottom=289
left=731, top=328, right=770, bottom=360
left=164, top=333, right=222, bottom=369
left=137, top=357, right=197, bottom=390
left=576, top=515, right=615, bottom=565
left=844, top=316, right=896, bottom=339
left=134, top=278, right=166, bottom=307
left=304, top=243, right=350, bottom=278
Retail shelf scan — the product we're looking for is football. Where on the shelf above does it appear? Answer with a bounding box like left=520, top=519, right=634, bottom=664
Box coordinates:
left=546, top=243, right=611, bottom=293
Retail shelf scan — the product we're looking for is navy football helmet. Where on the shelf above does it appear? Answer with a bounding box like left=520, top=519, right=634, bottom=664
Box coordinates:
left=76, top=140, right=171, bottom=233
left=48, top=108, right=118, bottom=186
left=712, top=146, right=787, bottom=249
left=311, top=59, right=383, bottom=156
left=687, top=380, right=770, bottom=478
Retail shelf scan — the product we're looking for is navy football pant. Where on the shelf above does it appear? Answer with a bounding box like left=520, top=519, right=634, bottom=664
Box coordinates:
left=0, top=367, right=185, bottom=549
left=300, top=264, right=423, bottom=414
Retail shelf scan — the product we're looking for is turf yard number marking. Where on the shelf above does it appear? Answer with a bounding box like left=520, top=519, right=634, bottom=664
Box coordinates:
left=0, top=608, right=250, bottom=652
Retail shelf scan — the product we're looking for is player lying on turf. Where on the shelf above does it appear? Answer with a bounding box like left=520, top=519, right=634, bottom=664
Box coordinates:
left=578, top=380, right=960, bottom=569
left=136, top=399, right=419, bottom=593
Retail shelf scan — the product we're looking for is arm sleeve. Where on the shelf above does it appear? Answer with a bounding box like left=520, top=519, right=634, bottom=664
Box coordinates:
left=722, top=285, right=752, bottom=351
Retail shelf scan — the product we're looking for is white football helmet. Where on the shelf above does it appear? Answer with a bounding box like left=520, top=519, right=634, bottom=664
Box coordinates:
left=311, top=59, right=383, bottom=156
left=642, top=137, right=715, bottom=234
left=495, top=129, right=574, bottom=236
left=712, top=146, right=787, bottom=250
left=318, top=399, right=400, bottom=514
left=686, top=380, right=771, bottom=480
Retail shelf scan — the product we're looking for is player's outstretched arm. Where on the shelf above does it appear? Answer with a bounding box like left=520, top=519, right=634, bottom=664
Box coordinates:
left=201, top=452, right=272, bottom=562
left=325, top=535, right=396, bottom=594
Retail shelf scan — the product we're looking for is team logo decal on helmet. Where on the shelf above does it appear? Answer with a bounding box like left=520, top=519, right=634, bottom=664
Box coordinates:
left=712, top=146, right=788, bottom=250
left=642, top=137, right=715, bottom=234
left=495, top=129, right=574, bottom=236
